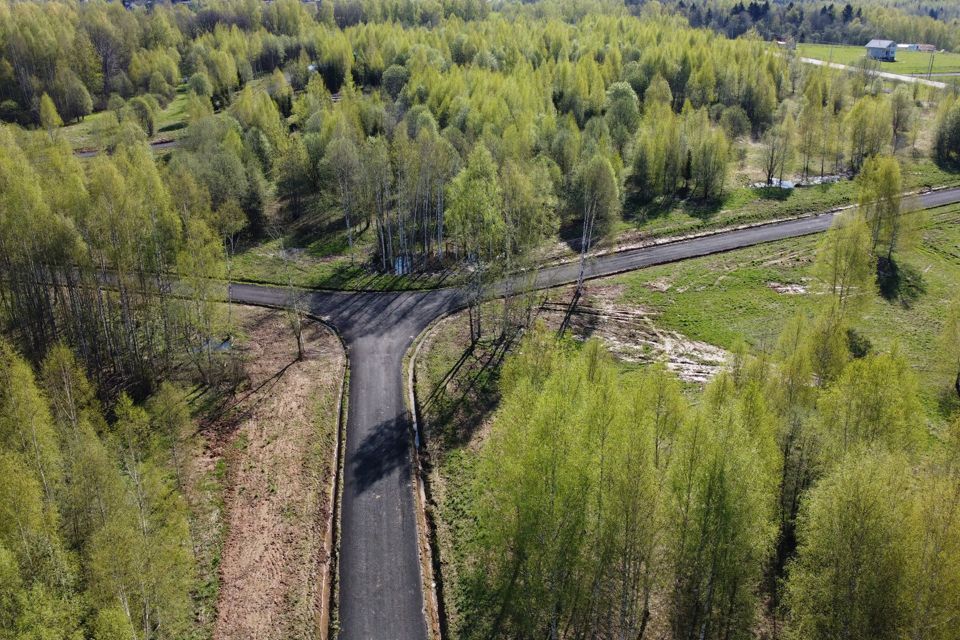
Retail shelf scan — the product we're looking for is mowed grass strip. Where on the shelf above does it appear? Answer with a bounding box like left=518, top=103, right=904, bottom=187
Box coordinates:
left=798, top=43, right=960, bottom=74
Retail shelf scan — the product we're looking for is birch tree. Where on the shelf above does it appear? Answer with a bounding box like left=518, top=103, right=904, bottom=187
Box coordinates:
left=576, top=154, right=620, bottom=294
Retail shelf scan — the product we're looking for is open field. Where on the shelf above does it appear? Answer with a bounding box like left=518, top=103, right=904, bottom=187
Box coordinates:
left=798, top=43, right=960, bottom=74
left=59, top=86, right=190, bottom=151
left=182, top=306, right=344, bottom=640
left=612, top=202, right=960, bottom=423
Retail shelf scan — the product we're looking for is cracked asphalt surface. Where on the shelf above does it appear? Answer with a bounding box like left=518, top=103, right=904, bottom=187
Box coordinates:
left=228, top=186, right=960, bottom=640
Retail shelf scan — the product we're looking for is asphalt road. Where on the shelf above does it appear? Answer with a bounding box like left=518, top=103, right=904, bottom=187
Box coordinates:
left=228, top=186, right=960, bottom=639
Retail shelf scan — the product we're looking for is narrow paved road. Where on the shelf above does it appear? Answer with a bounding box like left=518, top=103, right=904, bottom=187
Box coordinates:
left=228, top=186, right=960, bottom=639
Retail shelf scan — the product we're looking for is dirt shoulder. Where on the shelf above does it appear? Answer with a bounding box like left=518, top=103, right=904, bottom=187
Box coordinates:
left=189, top=306, right=344, bottom=640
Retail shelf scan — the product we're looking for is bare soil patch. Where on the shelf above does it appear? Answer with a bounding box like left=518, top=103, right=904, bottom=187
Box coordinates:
left=767, top=281, right=808, bottom=295
left=540, top=284, right=729, bottom=382
left=193, top=307, right=344, bottom=640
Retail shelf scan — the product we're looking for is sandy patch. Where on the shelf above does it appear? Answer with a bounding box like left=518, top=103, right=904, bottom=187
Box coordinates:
left=208, top=308, right=344, bottom=640
left=645, top=277, right=673, bottom=292
left=539, top=284, right=728, bottom=383
left=767, top=281, right=808, bottom=295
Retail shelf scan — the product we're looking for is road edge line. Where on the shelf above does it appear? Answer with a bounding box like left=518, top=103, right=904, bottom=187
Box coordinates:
left=405, top=313, right=458, bottom=640
left=320, top=325, right=349, bottom=639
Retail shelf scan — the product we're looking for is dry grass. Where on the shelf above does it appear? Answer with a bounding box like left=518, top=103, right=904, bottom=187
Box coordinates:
left=182, top=306, right=344, bottom=640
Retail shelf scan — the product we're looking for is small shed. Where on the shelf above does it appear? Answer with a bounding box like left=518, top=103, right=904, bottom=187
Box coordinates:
left=865, top=39, right=897, bottom=62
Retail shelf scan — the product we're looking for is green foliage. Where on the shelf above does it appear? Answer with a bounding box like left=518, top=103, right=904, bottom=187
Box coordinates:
left=857, top=155, right=919, bottom=264
left=812, top=210, right=876, bottom=325
left=604, top=81, right=640, bottom=155
left=788, top=451, right=911, bottom=638
left=0, top=341, right=197, bottom=639
left=447, top=144, right=505, bottom=261
left=629, top=102, right=729, bottom=204
left=0, top=124, right=229, bottom=389
left=577, top=152, right=620, bottom=245
left=847, top=95, right=891, bottom=172
left=39, top=93, right=61, bottom=131
left=126, top=95, right=159, bottom=137
left=815, top=352, right=923, bottom=460
left=187, top=71, right=212, bottom=98
left=934, top=97, right=960, bottom=169
left=382, top=64, right=409, bottom=100
left=456, top=330, right=785, bottom=638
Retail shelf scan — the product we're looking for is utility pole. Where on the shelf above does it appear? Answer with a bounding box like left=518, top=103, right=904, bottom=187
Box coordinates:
left=927, top=50, right=936, bottom=80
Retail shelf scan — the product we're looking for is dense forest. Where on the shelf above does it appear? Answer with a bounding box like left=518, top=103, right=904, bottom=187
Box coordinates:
left=5, top=0, right=958, bottom=299
left=453, top=169, right=960, bottom=637
left=464, top=317, right=960, bottom=639
left=0, top=341, right=198, bottom=639
left=659, top=0, right=960, bottom=50
left=1, top=0, right=960, bottom=638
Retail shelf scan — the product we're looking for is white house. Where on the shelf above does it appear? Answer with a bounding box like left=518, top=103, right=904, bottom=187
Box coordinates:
left=865, top=39, right=897, bottom=62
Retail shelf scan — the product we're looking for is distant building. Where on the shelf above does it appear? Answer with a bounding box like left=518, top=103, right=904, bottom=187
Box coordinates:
left=898, top=43, right=919, bottom=51
left=865, top=39, right=897, bottom=62
left=918, top=44, right=937, bottom=52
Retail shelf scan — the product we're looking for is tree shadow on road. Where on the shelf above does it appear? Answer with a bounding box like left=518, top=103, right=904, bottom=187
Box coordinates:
left=349, top=414, right=411, bottom=494
left=419, top=333, right=516, bottom=457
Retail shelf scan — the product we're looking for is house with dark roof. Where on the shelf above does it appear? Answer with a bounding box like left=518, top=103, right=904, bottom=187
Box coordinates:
left=865, top=39, right=897, bottom=62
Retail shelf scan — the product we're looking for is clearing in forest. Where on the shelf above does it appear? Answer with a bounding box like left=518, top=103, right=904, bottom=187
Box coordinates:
left=193, top=307, right=344, bottom=640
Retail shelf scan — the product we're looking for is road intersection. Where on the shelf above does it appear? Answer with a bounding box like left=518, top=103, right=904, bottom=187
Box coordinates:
left=229, top=186, right=960, bottom=640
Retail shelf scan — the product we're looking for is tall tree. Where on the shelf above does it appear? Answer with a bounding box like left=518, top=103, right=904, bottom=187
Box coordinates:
left=604, top=81, right=640, bottom=157
left=761, top=111, right=795, bottom=185
left=857, top=155, right=908, bottom=260
left=813, top=210, right=875, bottom=326
left=889, top=85, right=915, bottom=151
left=787, top=451, right=914, bottom=640
left=446, top=144, right=503, bottom=341
left=39, top=93, right=62, bottom=133
left=847, top=96, right=891, bottom=171
left=324, top=135, right=362, bottom=261
left=576, top=154, right=620, bottom=294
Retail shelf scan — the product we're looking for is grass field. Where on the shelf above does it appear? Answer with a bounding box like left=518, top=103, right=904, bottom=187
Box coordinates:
left=614, top=202, right=960, bottom=423
left=60, top=85, right=190, bottom=150
left=798, top=43, right=960, bottom=74
left=582, top=156, right=960, bottom=262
